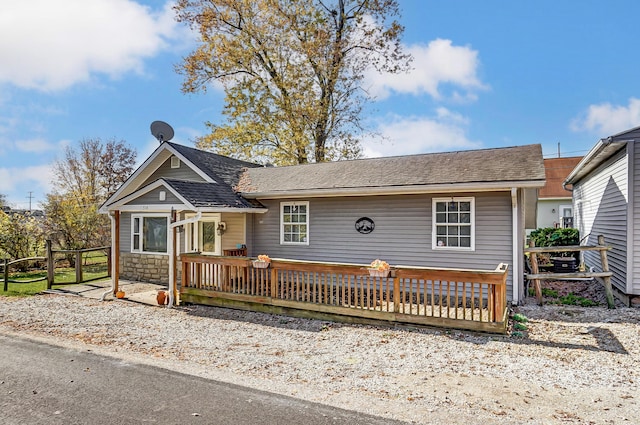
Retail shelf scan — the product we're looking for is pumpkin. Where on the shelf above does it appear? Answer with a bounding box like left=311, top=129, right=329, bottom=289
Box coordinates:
left=115, top=290, right=125, bottom=299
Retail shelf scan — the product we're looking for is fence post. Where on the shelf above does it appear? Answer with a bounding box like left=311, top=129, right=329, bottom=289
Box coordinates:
left=75, top=251, right=82, bottom=284
left=46, top=240, right=54, bottom=289
left=528, top=240, right=542, bottom=305
left=3, top=258, right=8, bottom=292
left=107, top=248, right=112, bottom=278
left=598, top=235, right=615, bottom=309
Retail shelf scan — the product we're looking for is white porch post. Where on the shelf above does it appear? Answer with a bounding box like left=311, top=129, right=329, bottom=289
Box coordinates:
left=168, top=212, right=201, bottom=308
left=101, top=210, right=119, bottom=301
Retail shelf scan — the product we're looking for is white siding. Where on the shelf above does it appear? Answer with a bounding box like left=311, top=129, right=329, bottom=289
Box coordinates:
left=573, top=149, right=628, bottom=293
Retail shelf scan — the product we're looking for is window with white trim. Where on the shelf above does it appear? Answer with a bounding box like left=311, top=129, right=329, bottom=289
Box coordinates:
left=432, top=197, right=475, bottom=250
left=280, top=202, right=309, bottom=245
left=131, top=214, right=169, bottom=254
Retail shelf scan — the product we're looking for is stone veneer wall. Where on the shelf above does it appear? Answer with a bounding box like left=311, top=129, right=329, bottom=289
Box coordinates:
left=119, top=252, right=176, bottom=285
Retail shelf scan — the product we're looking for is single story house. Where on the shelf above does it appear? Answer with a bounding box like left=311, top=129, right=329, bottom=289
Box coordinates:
left=100, top=141, right=546, bottom=305
left=536, top=156, right=582, bottom=229
left=564, top=125, right=640, bottom=306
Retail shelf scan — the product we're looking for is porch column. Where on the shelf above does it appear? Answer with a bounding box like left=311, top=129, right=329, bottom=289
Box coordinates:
left=113, top=210, right=120, bottom=294
left=101, top=210, right=120, bottom=300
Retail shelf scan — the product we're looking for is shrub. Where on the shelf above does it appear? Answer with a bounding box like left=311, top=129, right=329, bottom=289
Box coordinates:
left=529, top=227, right=579, bottom=259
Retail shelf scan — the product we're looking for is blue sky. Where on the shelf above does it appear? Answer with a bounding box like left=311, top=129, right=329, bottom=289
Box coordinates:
left=2, top=1, right=640, bottom=209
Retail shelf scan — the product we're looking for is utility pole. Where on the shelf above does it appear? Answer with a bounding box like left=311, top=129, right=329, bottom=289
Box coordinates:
left=27, top=191, right=33, bottom=211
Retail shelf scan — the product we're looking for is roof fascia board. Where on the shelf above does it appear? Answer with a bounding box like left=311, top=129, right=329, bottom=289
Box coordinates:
left=105, top=179, right=197, bottom=211
left=564, top=139, right=630, bottom=185
left=113, top=204, right=187, bottom=213
left=101, top=142, right=217, bottom=212
left=242, top=180, right=545, bottom=199
left=113, top=205, right=268, bottom=214
left=100, top=142, right=171, bottom=212
left=165, top=144, right=217, bottom=184
left=538, top=196, right=572, bottom=201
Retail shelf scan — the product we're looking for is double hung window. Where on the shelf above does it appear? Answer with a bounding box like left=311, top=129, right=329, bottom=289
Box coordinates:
left=280, top=202, right=309, bottom=245
left=433, top=198, right=474, bottom=250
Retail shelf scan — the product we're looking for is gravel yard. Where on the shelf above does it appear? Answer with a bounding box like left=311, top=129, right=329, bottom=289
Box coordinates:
left=1, top=288, right=639, bottom=424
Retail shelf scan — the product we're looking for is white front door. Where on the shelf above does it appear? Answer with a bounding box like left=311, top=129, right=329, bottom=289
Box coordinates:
left=185, top=214, right=222, bottom=255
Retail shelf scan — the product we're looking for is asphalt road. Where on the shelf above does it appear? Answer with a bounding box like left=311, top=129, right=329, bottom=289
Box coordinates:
left=0, top=333, right=406, bottom=425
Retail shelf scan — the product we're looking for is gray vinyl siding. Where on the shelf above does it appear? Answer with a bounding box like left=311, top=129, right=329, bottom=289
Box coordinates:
left=120, top=212, right=132, bottom=253
left=573, top=148, right=628, bottom=294
left=632, top=142, right=640, bottom=295
left=127, top=187, right=181, bottom=205
left=141, top=157, right=206, bottom=186
left=250, top=192, right=515, bottom=300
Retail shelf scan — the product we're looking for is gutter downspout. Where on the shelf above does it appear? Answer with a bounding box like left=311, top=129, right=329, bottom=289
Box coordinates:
left=167, top=212, right=201, bottom=308
left=511, top=188, right=520, bottom=304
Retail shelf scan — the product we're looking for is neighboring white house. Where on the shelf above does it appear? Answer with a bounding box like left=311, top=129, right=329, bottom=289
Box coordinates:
left=564, top=125, right=640, bottom=306
left=536, top=157, right=582, bottom=229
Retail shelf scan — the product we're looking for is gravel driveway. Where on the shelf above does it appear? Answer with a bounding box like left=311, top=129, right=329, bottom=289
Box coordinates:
left=1, top=293, right=638, bottom=424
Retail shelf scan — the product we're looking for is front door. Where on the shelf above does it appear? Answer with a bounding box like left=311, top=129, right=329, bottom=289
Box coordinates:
left=559, top=204, right=573, bottom=228
left=185, top=214, right=222, bottom=255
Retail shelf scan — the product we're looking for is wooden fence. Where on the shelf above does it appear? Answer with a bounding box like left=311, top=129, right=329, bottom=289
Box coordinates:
left=524, top=235, right=614, bottom=308
left=180, top=254, right=509, bottom=333
left=1, top=241, right=111, bottom=291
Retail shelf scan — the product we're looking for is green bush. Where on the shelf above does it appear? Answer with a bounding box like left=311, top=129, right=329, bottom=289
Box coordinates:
left=530, top=227, right=579, bottom=247
left=529, top=227, right=579, bottom=259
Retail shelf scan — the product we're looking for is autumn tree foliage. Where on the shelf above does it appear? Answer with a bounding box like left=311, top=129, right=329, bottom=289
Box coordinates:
left=0, top=210, right=45, bottom=261
left=44, top=138, right=136, bottom=250
left=174, top=0, right=410, bottom=165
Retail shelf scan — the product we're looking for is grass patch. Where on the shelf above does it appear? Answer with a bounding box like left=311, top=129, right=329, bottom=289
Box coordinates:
left=512, top=313, right=528, bottom=323
left=528, top=287, right=558, bottom=298
left=2, top=264, right=109, bottom=296
left=554, top=293, right=599, bottom=307
left=513, top=322, right=528, bottom=331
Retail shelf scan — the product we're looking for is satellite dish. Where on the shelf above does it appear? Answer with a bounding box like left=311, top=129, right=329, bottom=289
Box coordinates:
left=150, top=121, right=174, bottom=143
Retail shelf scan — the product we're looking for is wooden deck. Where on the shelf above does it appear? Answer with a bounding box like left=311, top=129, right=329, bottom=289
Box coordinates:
left=179, top=255, right=509, bottom=333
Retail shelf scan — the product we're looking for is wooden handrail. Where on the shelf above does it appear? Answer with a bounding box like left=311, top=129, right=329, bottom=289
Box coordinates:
left=524, top=245, right=609, bottom=253
left=180, top=255, right=510, bottom=331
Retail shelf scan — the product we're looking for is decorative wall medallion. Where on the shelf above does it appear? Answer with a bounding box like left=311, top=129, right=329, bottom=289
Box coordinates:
left=355, top=217, right=375, bottom=234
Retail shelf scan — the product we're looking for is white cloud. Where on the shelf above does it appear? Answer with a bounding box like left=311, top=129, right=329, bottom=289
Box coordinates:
left=365, top=39, right=487, bottom=101
left=571, top=98, right=640, bottom=135
left=0, top=0, right=181, bottom=91
left=362, top=109, right=482, bottom=158
left=0, top=164, right=54, bottom=197
left=14, top=138, right=57, bottom=153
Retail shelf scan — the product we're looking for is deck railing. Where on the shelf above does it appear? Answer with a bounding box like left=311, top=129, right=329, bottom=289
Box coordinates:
left=180, top=254, right=509, bottom=333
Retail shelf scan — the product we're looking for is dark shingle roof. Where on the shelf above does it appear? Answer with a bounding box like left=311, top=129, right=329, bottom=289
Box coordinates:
left=162, top=179, right=263, bottom=209
left=239, top=144, right=545, bottom=195
left=167, top=142, right=263, bottom=187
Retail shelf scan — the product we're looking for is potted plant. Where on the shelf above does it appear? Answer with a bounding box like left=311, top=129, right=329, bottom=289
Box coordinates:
left=252, top=254, right=271, bottom=268
left=368, top=259, right=390, bottom=277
